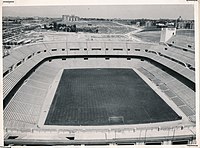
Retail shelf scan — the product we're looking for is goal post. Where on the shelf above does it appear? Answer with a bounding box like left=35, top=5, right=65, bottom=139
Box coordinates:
left=108, top=116, right=124, bottom=124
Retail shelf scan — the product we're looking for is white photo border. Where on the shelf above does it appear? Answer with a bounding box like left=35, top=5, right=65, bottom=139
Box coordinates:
left=0, top=0, right=199, bottom=147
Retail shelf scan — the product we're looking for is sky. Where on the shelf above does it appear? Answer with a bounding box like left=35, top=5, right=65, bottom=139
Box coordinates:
left=2, top=5, right=194, bottom=20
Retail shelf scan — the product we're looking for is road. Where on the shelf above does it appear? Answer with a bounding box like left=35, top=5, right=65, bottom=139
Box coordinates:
left=113, top=21, right=144, bottom=42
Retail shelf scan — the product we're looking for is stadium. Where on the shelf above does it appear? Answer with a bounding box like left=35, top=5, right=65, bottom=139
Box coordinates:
left=3, top=25, right=196, bottom=146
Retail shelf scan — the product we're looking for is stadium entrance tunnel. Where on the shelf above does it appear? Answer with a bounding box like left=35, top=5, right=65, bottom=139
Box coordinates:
left=66, top=137, right=75, bottom=140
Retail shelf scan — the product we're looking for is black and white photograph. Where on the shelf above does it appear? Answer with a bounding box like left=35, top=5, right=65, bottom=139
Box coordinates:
left=1, top=2, right=199, bottom=147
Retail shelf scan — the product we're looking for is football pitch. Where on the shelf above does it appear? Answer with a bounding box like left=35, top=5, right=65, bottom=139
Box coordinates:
left=45, top=68, right=180, bottom=125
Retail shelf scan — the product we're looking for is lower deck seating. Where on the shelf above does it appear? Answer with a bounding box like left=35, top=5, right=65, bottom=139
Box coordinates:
left=4, top=63, right=60, bottom=128
left=137, top=61, right=195, bottom=121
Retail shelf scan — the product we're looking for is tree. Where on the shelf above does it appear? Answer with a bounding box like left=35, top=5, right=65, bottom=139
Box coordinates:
left=53, top=22, right=58, bottom=31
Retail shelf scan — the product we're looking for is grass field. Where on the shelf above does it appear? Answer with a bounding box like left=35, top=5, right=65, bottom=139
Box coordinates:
left=45, top=68, right=180, bottom=126
left=134, top=31, right=161, bottom=43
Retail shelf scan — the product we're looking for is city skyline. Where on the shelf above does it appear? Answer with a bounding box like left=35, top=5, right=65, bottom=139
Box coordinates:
left=3, top=5, right=194, bottom=20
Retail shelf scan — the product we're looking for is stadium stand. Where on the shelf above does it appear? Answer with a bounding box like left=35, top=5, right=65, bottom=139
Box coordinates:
left=137, top=61, right=195, bottom=122
left=3, top=40, right=196, bottom=145
left=4, top=62, right=60, bottom=128
left=167, top=35, right=195, bottom=52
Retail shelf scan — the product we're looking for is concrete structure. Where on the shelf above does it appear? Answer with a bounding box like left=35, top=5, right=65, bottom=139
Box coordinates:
left=160, top=27, right=176, bottom=42
left=62, top=15, right=80, bottom=22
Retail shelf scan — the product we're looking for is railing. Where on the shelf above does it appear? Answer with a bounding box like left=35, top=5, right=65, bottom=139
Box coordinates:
left=4, top=124, right=196, bottom=145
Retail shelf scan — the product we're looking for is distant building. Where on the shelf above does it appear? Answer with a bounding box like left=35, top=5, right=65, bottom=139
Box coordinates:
left=185, top=21, right=194, bottom=29
left=62, top=15, right=80, bottom=22
left=136, top=22, right=140, bottom=27
left=177, top=22, right=185, bottom=29
left=176, top=16, right=194, bottom=29
left=145, top=21, right=153, bottom=27
left=62, top=15, right=69, bottom=21
left=34, top=16, right=39, bottom=20
left=166, top=22, right=175, bottom=27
